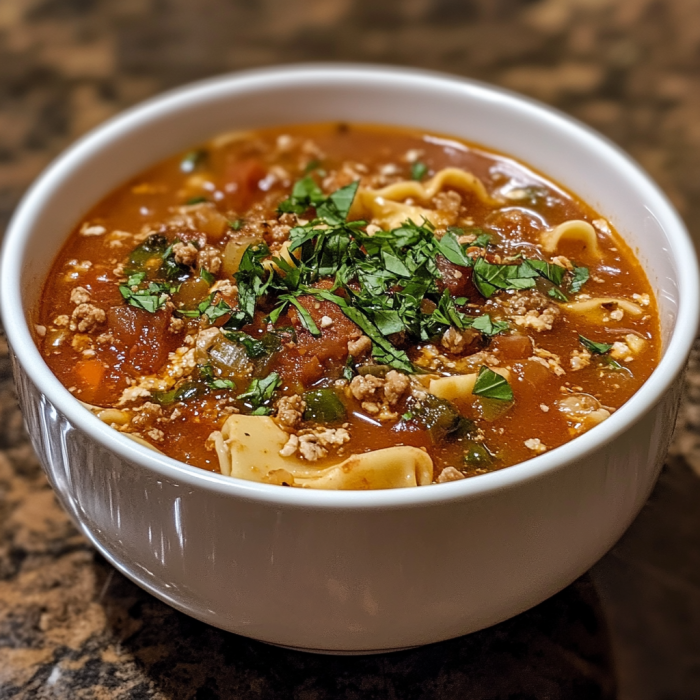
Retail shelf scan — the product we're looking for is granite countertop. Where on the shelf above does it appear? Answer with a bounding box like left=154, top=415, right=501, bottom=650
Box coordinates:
left=2, top=1, right=700, bottom=698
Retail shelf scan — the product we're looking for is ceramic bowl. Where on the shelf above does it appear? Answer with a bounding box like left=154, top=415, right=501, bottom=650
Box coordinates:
left=1, top=65, right=697, bottom=654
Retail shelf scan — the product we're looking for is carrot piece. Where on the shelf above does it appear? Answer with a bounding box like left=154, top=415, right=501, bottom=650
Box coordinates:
left=75, top=359, right=106, bottom=389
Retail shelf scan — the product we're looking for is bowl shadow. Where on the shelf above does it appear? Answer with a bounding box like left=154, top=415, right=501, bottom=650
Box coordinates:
left=94, top=559, right=616, bottom=700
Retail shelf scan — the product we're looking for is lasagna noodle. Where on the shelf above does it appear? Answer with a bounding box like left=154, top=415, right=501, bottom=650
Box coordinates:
left=541, top=220, right=601, bottom=258
left=563, top=297, right=644, bottom=320
left=349, top=167, right=502, bottom=229
left=212, top=414, right=433, bottom=489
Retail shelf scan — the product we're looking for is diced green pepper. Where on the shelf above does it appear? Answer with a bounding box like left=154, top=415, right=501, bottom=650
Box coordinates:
left=463, top=441, right=494, bottom=468
left=303, top=389, right=347, bottom=424
left=413, top=394, right=474, bottom=444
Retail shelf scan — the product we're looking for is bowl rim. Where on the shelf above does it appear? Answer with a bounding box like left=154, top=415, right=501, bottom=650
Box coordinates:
left=2, top=62, right=698, bottom=510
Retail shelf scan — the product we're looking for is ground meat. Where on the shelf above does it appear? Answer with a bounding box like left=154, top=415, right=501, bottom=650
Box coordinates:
left=532, top=347, right=565, bottom=376
left=70, top=286, right=91, bottom=305
left=131, top=402, right=163, bottom=429
left=440, top=327, right=482, bottom=355
left=524, top=438, right=547, bottom=453
left=610, top=341, right=633, bottom=362
left=350, top=374, right=385, bottom=402
left=194, top=327, right=221, bottom=362
left=349, top=371, right=409, bottom=415
left=348, top=335, right=372, bottom=358
left=433, top=191, right=462, bottom=222
left=436, top=467, right=466, bottom=483
left=500, top=290, right=560, bottom=332
left=384, top=370, right=410, bottom=405
left=297, top=427, right=351, bottom=461
left=147, top=428, right=165, bottom=442
left=514, top=307, right=558, bottom=332
left=70, top=303, right=106, bottom=333
left=212, top=279, right=237, bottom=298
left=570, top=349, right=591, bottom=371
left=276, top=394, right=306, bottom=430
left=279, top=433, right=299, bottom=457
left=278, top=212, right=297, bottom=226
left=172, top=241, right=198, bottom=267
left=168, top=316, right=185, bottom=334
left=197, top=245, right=222, bottom=275
left=551, top=255, right=573, bottom=271
left=268, top=219, right=291, bottom=243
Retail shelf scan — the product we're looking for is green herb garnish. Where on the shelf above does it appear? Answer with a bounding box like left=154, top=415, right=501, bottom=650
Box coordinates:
left=472, top=366, right=514, bottom=401
left=119, top=280, right=176, bottom=313
left=237, top=372, right=282, bottom=415
left=548, top=287, right=568, bottom=302
left=180, top=149, right=207, bottom=173
left=579, top=335, right=613, bottom=355
left=199, top=364, right=235, bottom=391
left=569, top=265, right=590, bottom=293
left=471, top=314, right=509, bottom=336
left=411, top=161, right=428, bottom=181
left=199, top=268, right=215, bottom=286
left=223, top=331, right=268, bottom=359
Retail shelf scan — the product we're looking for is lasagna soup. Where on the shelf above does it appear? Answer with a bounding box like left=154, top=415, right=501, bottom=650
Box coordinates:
left=37, top=123, right=660, bottom=489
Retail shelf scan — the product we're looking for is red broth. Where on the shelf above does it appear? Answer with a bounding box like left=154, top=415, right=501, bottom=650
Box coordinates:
left=36, top=123, right=660, bottom=485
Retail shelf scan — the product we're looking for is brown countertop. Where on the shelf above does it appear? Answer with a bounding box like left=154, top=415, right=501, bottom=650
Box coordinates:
left=2, top=1, right=700, bottom=697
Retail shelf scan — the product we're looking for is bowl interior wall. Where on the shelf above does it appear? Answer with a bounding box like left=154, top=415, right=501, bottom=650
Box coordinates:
left=17, top=71, right=679, bottom=346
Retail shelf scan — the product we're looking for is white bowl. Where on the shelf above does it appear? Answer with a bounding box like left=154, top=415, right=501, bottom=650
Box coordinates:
left=1, top=65, right=697, bottom=654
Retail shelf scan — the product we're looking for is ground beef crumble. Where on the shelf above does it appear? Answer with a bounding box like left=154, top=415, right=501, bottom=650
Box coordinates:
left=349, top=371, right=410, bottom=418
left=172, top=241, right=198, bottom=266
left=70, top=303, right=106, bottom=333
left=276, top=395, right=306, bottom=430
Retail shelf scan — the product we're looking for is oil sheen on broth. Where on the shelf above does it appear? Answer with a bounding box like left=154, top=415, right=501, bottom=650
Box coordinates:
left=37, top=123, right=660, bottom=489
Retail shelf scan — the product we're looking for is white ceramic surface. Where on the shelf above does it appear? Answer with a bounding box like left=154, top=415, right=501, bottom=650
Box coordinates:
left=1, top=65, right=697, bottom=653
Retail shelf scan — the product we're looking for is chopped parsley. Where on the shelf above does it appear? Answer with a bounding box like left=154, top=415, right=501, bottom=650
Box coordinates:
left=237, top=372, right=282, bottom=415
left=472, top=258, right=537, bottom=298
left=223, top=330, right=269, bottom=359
left=180, top=149, right=207, bottom=173
left=472, top=366, right=514, bottom=402
left=199, top=267, right=215, bottom=286
left=277, top=176, right=326, bottom=216
left=411, top=161, right=428, bottom=181
left=471, top=314, right=509, bottom=336
left=178, top=294, right=232, bottom=322
left=199, top=364, right=235, bottom=391
left=569, top=265, right=590, bottom=293
left=119, top=280, right=177, bottom=313
left=472, top=233, right=492, bottom=248
left=579, top=335, right=613, bottom=355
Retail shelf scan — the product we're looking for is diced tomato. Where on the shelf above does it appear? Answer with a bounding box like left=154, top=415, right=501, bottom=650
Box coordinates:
left=222, top=157, right=267, bottom=211
left=275, top=347, right=324, bottom=391
left=292, top=295, right=361, bottom=365
left=490, top=333, right=533, bottom=360
left=435, top=256, right=483, bottom=302
left=108, top=305, right=175, bottom=374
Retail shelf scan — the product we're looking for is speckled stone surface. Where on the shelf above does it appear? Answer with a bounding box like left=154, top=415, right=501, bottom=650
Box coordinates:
left=2, top=1, right=700, bottom=697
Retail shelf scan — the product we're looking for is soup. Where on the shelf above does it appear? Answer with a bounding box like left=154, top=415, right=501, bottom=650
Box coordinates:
left=36, top=123, right=660, bottom=488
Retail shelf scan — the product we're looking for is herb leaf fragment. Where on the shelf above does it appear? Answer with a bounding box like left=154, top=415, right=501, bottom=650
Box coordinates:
left=472, top=366, right=514, bottom=401
left=237, top=372, right=282, bottom=415
left=411, top=161, right=428, bottom=181
left=579, top=335, right=613, bottom=355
